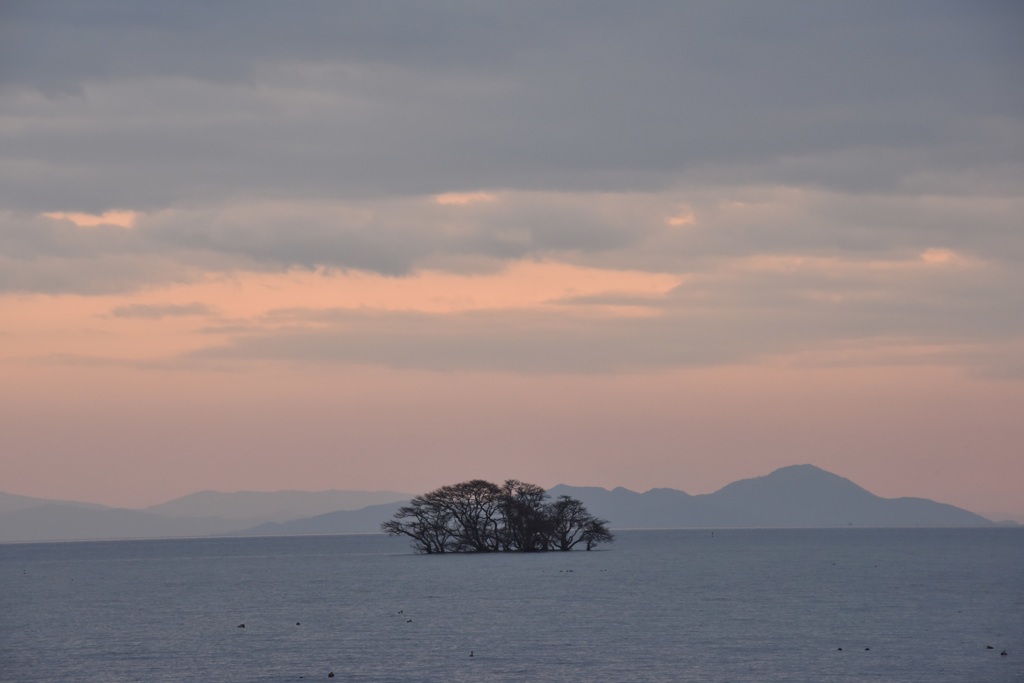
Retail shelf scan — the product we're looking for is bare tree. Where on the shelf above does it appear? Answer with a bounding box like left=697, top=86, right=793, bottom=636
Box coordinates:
left=500, top=480, right=551, bottom=552
left=582, top=518, right=615, bottom=551
left=381, top=494, right=457, bottom=554
left=439, top=480, right=504, bottom=552
left=382, top=479, right=614, bottom=553
left=541, top=494, right=611, bottom=551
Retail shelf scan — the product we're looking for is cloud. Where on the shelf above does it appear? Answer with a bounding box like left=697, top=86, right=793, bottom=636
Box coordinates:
left=138, top=191, right=652, bottom=275
left=1, top=189, right=673, bottom=292
left=435, top=192, right=498, bottom=206
left=0, top=212, right=195, bottom=294
left=44, top=210, right=137, bottom=228
left=109, top=302, right=216, bottom=319
left=178, top=240, right=1022, bottom=375
left=1, top=3, right=1020, bottom=214
left=1, top=2, right=1020, bottom=378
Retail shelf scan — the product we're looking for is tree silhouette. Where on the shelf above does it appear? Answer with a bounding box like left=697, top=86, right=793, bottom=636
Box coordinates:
left=499, top=480, right=551, bottom=552
left=382, top=479, right=613, bottom=553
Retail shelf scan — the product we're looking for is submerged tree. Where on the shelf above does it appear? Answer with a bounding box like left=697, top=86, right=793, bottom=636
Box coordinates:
left=382, top=479, right=613, bottom=554
left=547, top=495, right=605, bottom=551
left=380, top=495, right=455, bottom=555
left=499, top=479, right=551, bottom=552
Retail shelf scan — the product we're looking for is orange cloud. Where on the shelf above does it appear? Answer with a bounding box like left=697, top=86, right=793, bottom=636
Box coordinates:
left=665, top=205, right=695, bottom=226
left=434, top=192, right=498, bottom=205
left=177, top=261, right=680, bottom=317
left=0, top=260, right=680, bottom=366
left=919, top=247, right=965, bottom=266
left=43, top=210, right=138, bottom=228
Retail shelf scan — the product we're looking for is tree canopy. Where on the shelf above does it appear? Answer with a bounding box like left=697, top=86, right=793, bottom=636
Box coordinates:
left=381, top=479, right=614, bottom=553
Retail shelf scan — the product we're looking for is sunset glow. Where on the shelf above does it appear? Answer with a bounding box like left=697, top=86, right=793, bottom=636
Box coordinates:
left=1, top=3, right=1021, bottom=522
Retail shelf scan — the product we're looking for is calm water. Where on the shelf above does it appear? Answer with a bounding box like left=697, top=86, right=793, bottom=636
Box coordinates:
left=1, top=529, right=1021, bottom=682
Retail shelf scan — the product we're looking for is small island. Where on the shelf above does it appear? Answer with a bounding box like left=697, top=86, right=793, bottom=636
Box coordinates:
left=382, top=479, right=613, bottom=553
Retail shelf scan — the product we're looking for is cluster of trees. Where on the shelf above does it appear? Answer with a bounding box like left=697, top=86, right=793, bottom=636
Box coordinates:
left=381, top=479, right=614, bottom=553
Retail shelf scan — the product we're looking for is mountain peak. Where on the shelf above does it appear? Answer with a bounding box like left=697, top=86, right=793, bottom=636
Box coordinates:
left=713, top=463, right=871, bottom=502
left=766, top=464, right=843, bottom=479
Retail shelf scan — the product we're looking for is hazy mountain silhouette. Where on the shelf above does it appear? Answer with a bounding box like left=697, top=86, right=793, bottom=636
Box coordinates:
left=0, top=490, right=410, bottom=543
left=235, top=465, right=993, bottom=536
left=0, top=491, right=113, bottom=514
left=0, top=465, right=997, bottom=543
left=235, top=502, right=405, bottom=536
left=549, top=465, right=993, bottom=528
left=144, top=489, right=412, bottom=522
left=0, top=503, right=242, bottom=543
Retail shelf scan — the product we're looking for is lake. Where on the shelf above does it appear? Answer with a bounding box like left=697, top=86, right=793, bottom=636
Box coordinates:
left=1, top=529, right=1022, bottom=682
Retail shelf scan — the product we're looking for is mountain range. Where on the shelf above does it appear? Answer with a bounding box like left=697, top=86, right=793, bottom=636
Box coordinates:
left=0, top=489, right=413, bottom=543
left=0, top=465, right=1004, bottom=544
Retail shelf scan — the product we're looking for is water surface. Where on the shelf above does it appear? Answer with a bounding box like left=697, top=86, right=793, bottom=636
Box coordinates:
left=2, top=529, right=1021, bottom=682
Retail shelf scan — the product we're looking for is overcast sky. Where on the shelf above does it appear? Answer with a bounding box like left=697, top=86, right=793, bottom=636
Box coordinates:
left=2, top=1, right=1022, bottom=519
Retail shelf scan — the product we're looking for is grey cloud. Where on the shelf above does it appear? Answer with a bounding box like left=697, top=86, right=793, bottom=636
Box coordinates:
left=133, top=194, right=653, bottom=275
left=611, top=187, right=1024, bottom=271
left=109, top=302, right=216, bottom=319
left=0, top=213, right=136, bottom=259
left=141, top=204, right=428, bottom=276
left=0, top=1, right=574, bottom=93
left=0, top=213, right=190, bottom=293
left=0, top=254, right=192, bottom=295
left=2, top=2, right=1021, bottom=214
left=4, top=181, right=1021, bottom=300
left=0, top=192, right=660, bottom=292
left=660, top=257, right=1024, bottom=348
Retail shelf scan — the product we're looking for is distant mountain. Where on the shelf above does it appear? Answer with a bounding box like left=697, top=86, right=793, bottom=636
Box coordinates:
left=549, top=465, right=994, bottom=529
left=0, top=489, right=412, bottom=543
left=0, top=465, right=996, bottom=543
left=144, top=489, right=413, bottom=523
left=541, top=485, right=706, bottom=529
left=0, top=503, right=242, bottom=543
left=0, top=491, right=112, bottom=514
left=234, top=502, right=405, bottom=536
left=228, top=464, right=993, bottom=536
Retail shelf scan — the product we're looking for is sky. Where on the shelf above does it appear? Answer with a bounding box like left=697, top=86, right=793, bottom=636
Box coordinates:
left=1, top=1, right=1023, bottom=520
